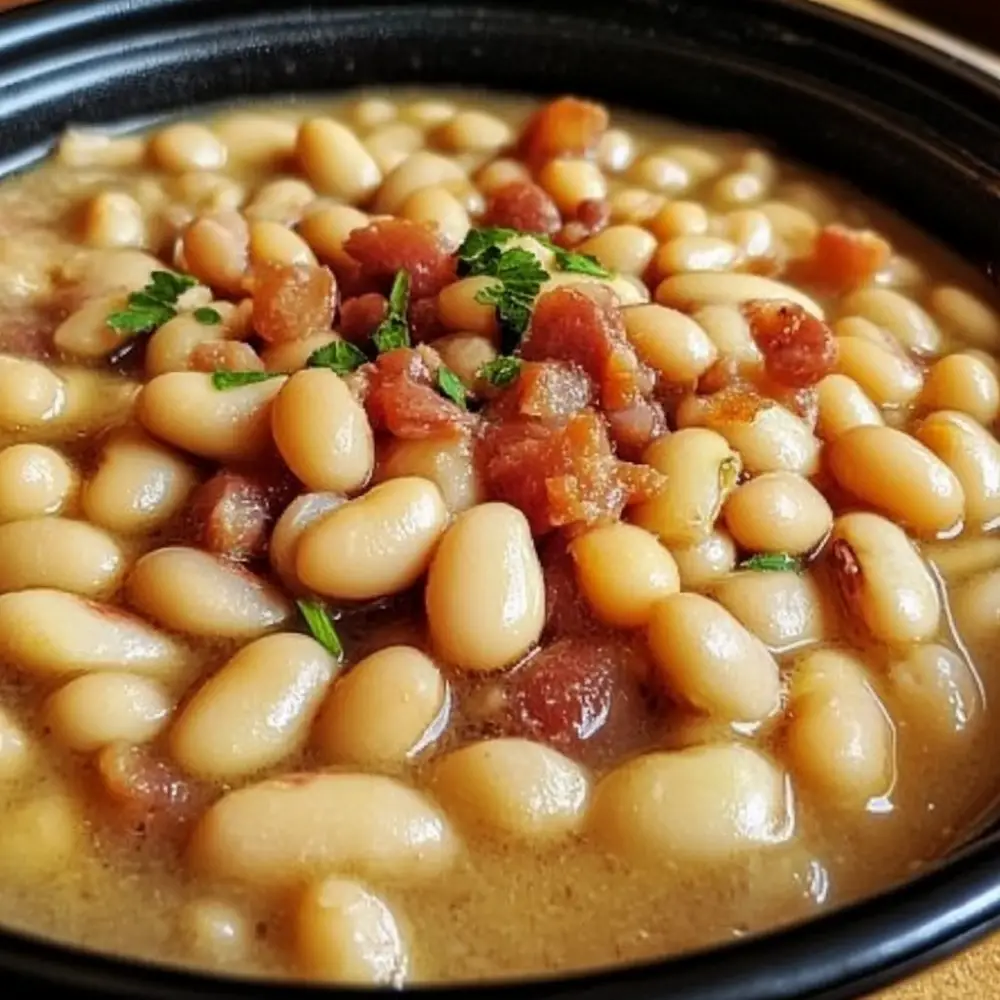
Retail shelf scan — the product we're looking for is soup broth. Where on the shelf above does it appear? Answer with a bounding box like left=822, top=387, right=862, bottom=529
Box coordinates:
left=0, top=88, right=998, bottom=985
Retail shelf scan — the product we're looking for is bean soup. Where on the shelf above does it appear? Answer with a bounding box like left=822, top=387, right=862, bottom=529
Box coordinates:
left=0, top=89, right=998, bottom=985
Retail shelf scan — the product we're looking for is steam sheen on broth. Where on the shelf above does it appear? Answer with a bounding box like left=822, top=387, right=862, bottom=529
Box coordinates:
left=0, top=88, right=998, bottom=984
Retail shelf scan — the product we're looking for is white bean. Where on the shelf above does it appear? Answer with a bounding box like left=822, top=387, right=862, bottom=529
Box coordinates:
left=188, top=772, right=457, bottom=886
left=889, top=644, right=980, bottom=740
left=127, top=546, right=291, bottom=638
left=0, top=444, right=76, bottom=523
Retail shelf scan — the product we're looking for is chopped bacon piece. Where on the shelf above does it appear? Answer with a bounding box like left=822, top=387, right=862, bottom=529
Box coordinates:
left=188, top=340, right=263, bottom=373
left=518, top=96, right=609, bottom=168
left=490, top=360, right=593, bottom=423
left=554, top=197, right=611, bottom=249
left=339, top=293, right=387, bottom=342
left=743, top=299, right=838, bottom=388
left=188, top=467, right=298, bottom=560
left=1, top=309, right=57, bottom=359
left=251, top=261, right=337, bottom=343
left=504, top=638, right=652, bottom=763
left=790, top=224, right=891, bottom=293
left=343, top=218, right=457, bottom=298
left=540, top=535, right=600, bottom=639
left=96, top=743, right=209, bottom=835
left=365, top=347, right=475, bottom=439
left=696, top=385, right=775, bottom=426
left=523, top=285, right=646, bottom=411
left=483, top=181, right=561, bottom=234
left=480, top=408, right=663, bottom=535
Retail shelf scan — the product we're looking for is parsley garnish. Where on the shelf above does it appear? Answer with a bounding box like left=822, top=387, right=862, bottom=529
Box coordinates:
left=474, top=248, right=548, bottom=340
left=437, top=365, right=468, bottom=409
left=478, top=356, right=522, bottom=387
left=194, top=307, right=223, bottom=325
left=371, top=270, right=411, bottom=353
left=456, top=227, right=519, bottom=276
left=551, top=247, right=610, bottom=278
left=106, top=270, right=199, bottom=336
left=211, top=370, right=283, bottom=391
left=297, top=599, right=344, bottom=659
left=307, top=339, right=369, bottom=375
left=739, top=553, right=802, bottom=574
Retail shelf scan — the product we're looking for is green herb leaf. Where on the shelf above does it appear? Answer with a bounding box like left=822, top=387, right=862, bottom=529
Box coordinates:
left=456, top=227, right=519, bottom=275
left=437, top=365, right=468, bottom=409
left=211, top=370, right=284, bottom=391
left=106, top=269, right=200, bottom=337
left=474, top=248, right=548, bottom=339
left=307, top=339, right=369, bottom=375
left=739, top=553, right=803, bottom=574
left=194, top=307, right=223, bottom=326
left=478, top=355, right=522, bottom=387
left=297, top=599, right=344, bottom=659
left=551, top=247, right=611, bottom=278
left=372, top=270, right=411, bottom=352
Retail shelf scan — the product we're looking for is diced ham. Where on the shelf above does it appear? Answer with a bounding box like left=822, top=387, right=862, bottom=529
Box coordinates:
left=517, top=96, right=609, bottom=168
left=408, top=296, right=447, bottom=343
left=743, top=299, right=838, bottom=388
left=482, top=181, right=561, bottom=234
left=338, top=293, right=387, bottom=343
left=365, top=347, right=475, bottom=439
left=343, top=218, right=457, bottom=298
left=503, top=637, right=653, bottom=763
left=251, top=261, right=337, bottom=343
left=480, top=408, right=663, bottom=535
left=554, top=197, right=611, bottom=249
left=790, top=224, right=892, bottom=293
left=490, top=360, right=593, bottom=423
left=604, top=396, right=668, bottom=461
left=188, top=467, right=299, bottom=561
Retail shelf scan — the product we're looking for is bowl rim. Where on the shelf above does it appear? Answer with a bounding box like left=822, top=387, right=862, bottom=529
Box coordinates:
left=2, top=1, right=1000, bottom=997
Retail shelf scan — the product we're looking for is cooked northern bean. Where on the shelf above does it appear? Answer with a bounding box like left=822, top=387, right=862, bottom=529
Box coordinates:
left=1, top=89, right=1000, bottom=987
left=0, top=443, right=76, bottom=522
left=170, top=633, right=337, bottom=779
left=315, top=646, right=447, bottom=767
left=294, top=878, right=408, bottom=985
left=723, top=472, right=832, bottom=555
left=631, top=429, right=741, bottom=546
left=589, top=744, right=791, bottom=862
left=431, top=739, right=589, bottom=842
left=297, top=478, right=448, bottom=600
left=43, top=672, right=172, bottom=752
left=786, top=649, right=894, bottom=806
left=710, top=570, right=833, bottom=652
left=828, top=425, right=965, bottom=537
left=0, top=518, right=125, bottom=596
left=188, top=772, right=457, bottom=885
left=916, top=410, right=1000, bottom=531
left=82, top=427, right=198, bottom=534
left=272, top=368, right=374, bottom=493
left=647, top=592, right=781, bottom=722
left=426, top=503, right=544, bottom=673
left=127, top=547, right=292, bottom=638
left=0, top=589, right=187, bottom=679
left=828, top=513, right=941, bottom=644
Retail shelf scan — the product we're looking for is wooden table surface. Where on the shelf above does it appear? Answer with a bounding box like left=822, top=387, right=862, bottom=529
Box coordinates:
left=0, top=0, right=997, bottom=995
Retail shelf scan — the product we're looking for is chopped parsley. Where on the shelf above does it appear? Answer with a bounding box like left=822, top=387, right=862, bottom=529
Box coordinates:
left=456, top=227, right=519, bottom=276
left=210, top=370, right=283, bottom=391
left=193, top=307, right=223, bottom=325
left=106, top=270, right=199, bottom=336
left=297, top=599, right=344, bottom=659
left=473, top=248, right=548, bottom=343
left=371, top=270, right=411, bottom=353
left=739, top=553, right=803, bottom=574
left=551, top=247, right=610, bottom=278
left=436, top=364, right=468, bottom=409
left=307, top=339, right=369, bottom=375
left=478, top=355, right=522, bottom=387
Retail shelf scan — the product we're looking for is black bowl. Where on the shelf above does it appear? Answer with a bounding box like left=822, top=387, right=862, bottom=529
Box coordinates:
left=3, top=1, right=1000, bottom=997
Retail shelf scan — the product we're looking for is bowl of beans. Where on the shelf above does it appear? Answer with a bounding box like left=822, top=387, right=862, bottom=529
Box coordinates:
left=1, top=0, right=1000, bottom=997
